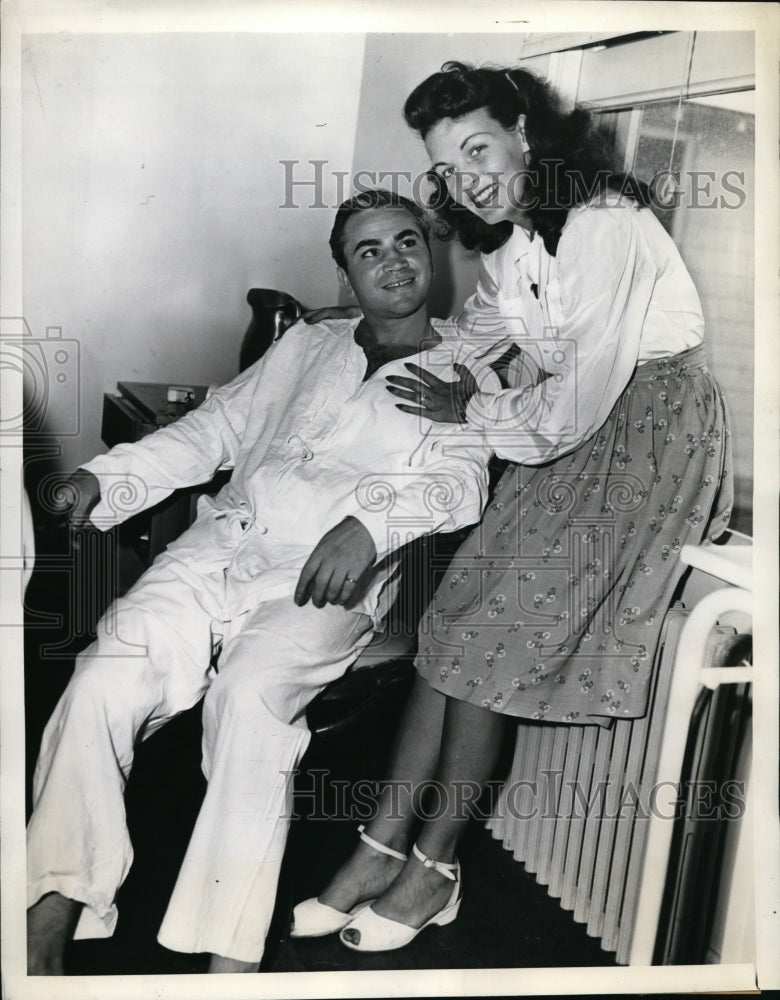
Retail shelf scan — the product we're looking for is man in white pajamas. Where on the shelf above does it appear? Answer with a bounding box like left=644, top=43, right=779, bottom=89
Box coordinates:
left=26, top=189, right=497, bottom=974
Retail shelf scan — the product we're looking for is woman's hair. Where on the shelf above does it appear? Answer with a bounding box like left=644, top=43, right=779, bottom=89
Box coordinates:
left=403, top=61, right=648, bottom=256
left=329, top=188, right=432, bottom=270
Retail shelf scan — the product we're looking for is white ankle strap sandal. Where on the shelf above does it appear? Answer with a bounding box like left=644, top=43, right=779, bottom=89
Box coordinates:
left=290, top=825, right=407, bottom=939
left=339, top=842, right=462, bottom=952
left=411, top=842, right=458, bottom=881
left=358, top=824, right=408, bottom=862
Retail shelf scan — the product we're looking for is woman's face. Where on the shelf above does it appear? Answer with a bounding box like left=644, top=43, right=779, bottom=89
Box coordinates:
left=424, top=107, right=530, bottom=227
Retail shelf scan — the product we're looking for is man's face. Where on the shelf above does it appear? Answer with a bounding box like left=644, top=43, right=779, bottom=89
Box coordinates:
left=338, top=206, right=432, bottom=319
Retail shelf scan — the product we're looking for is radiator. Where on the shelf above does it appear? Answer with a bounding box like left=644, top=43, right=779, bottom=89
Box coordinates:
left=486, top=605, right=746, bottom=965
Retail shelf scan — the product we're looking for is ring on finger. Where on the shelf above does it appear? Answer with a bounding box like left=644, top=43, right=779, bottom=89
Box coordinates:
left=345, top=576, right=358, bottom=585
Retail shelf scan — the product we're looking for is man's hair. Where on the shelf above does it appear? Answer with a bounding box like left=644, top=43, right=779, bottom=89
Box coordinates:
left=329, top=188, right=432, bottom=271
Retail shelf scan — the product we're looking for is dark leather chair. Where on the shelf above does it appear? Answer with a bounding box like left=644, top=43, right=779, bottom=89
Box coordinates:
left=305, top=532, right=452, bottom=738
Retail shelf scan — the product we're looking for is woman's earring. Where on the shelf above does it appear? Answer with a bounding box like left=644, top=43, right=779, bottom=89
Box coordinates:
left=520, top=128, right=532, bottom=167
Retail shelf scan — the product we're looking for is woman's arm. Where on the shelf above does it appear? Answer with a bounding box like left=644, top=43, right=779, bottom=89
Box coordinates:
left=302, top=305, right=362, bottom=324
left=465, top=206, right=657, bottom=464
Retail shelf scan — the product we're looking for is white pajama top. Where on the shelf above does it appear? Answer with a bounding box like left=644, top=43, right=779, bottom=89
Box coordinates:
left=84, top=317, right=496, bottom=620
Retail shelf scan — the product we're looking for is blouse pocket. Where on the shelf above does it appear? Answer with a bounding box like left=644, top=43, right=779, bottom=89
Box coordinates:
left=498, top=289, right=554, bottom=379
left=496, top=290, right=540, bottom=341
left=542, top=276, right=564, bottom=332
left=536, top=277, right=578, bottom=386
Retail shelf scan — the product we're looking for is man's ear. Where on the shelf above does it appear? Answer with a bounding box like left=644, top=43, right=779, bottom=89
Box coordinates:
left=514, top=113, right=527, bottom=134
left=336, top=267, right=353, bottom=296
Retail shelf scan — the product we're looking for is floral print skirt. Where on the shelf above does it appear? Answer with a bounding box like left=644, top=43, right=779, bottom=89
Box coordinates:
left=415, top=345, right=733, bottom=724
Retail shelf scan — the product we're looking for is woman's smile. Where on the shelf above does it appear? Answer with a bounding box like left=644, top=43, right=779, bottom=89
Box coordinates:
left=469, top=181, right=500, bottom=209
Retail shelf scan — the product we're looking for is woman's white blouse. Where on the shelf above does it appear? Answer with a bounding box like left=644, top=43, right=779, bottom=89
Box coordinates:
left=456, top=201, right=705, bottom=465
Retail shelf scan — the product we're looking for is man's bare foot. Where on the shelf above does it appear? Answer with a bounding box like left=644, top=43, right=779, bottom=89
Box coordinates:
left=27, top=893, right=82, bottom=975
left=208, top=954, right=260, bottom=973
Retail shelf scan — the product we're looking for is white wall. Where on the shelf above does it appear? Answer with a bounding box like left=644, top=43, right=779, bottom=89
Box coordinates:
left=22, top=31, right=366, bottom=470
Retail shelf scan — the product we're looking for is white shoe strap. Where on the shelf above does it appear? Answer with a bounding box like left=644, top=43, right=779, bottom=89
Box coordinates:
left=358, top=824, right=408, bottom=862
left=411, top=842, right=458, bottom=881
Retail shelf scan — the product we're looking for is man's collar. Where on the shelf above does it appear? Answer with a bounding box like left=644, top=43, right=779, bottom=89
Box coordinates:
left=353, top=320, right=440, bottom=381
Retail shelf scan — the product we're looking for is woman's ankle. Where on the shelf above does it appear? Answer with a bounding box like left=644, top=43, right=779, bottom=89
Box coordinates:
left=318, top=836, right=404, bottom=908
left=412, top=829, right=461, bottom=867
left=359, top=821, right=409, bottom=857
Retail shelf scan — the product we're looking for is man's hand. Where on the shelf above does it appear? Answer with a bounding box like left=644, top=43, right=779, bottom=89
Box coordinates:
left=52, top=468, right=101, bottom=530
left=294, top=516, right=377, bottom=609
left=302, top=305, right=362, bottom=324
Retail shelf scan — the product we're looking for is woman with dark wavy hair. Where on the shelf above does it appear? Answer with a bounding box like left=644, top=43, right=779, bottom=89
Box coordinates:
left=405, top=60, right=644, bottom=257
left=294, top=61, right=732, bottom=953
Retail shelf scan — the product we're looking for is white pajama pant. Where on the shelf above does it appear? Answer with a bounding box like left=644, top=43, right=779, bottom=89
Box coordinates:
left=27, top=554, right=373, bottom=963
